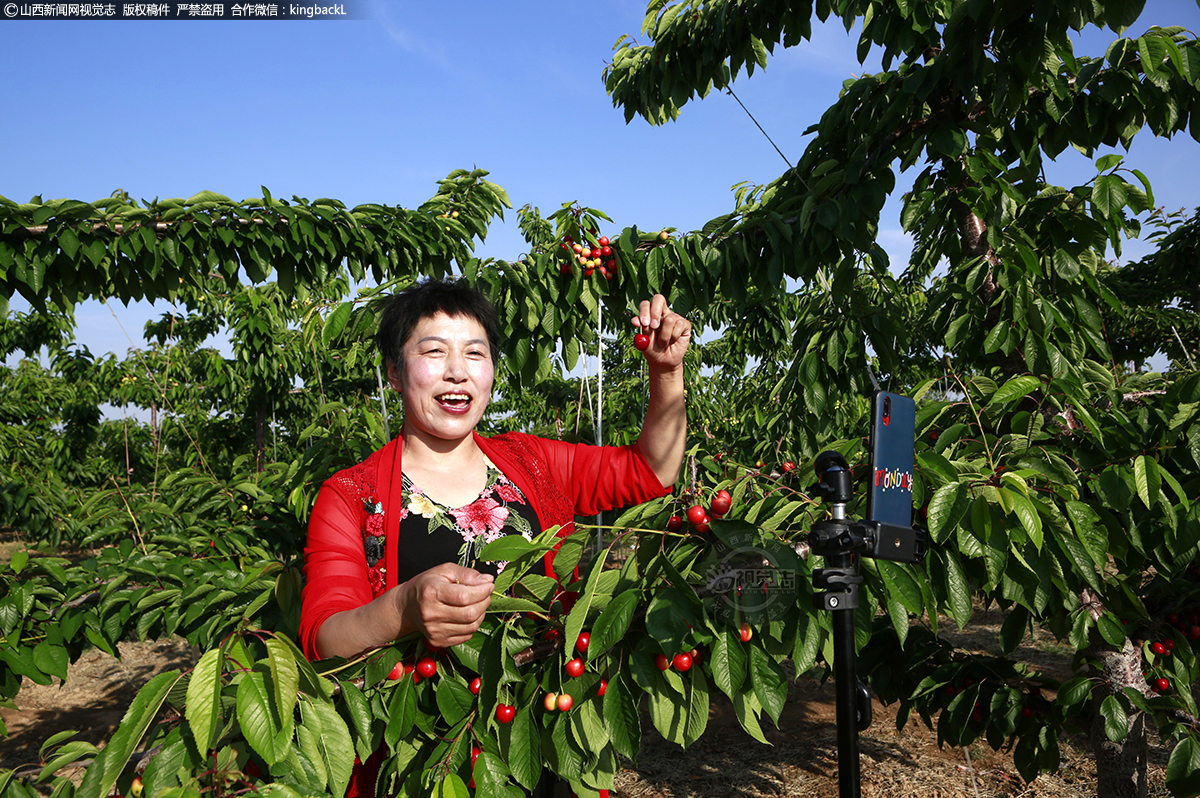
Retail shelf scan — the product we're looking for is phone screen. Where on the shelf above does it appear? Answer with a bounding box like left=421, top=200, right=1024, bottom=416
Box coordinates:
left=866, top=391, right=916, bottom=527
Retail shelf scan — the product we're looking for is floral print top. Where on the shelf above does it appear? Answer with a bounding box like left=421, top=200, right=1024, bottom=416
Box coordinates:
left=360, top=456, right=539, bottom=598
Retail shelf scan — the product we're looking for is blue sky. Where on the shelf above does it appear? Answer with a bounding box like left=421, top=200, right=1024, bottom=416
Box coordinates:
left=3, top=0, right=1199, bottom=360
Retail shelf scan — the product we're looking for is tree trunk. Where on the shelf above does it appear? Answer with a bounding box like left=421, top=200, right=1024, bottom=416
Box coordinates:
left=1088, top=637, right=1149, bottom=798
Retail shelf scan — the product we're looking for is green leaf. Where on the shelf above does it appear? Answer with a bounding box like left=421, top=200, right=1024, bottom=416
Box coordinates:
left=504, top=705, right=540, bottom=790
left=564, top=544, right=612, bottom=658
left=927, top=481, right=967, bottom=543
left=237, top=671, right=283, bottom=765
left=337, top=679, right=375, bottom=761
left=1056, top=677, right=1092, bottom=709
left=302, top=698, right=354, bottom=797
left=749, top=644, right=787, bottom=725
left=644, top=588, right=698, bottom=657
left=77, top=670, right=183, bottom=798
left=322, top=302, right=353, bottom=346
left=265, top=637, right=299, bottom=737
left=1100, top=694, right=1128, bottom=743
left=1133, top=455, right=1161, bottom=509
left=184, top=648, right=223, bottom=752
left=999, top=606, right=1029, bottom=655
left=434, top=677, right=474, bottom=727
left=877, top=560, right=924, bottom=617
left=1010, top=492, right=1043, bottom=550
left=432, top=774, right=471, bottom=798
left=647, top=676, right=688, bottom=745
left=1097, top=612, right=1126, bottom=646
left=603, top=671, right=641, bottom=761
left=731, top=690, right=770, bottom=745
left=710, top=627, right=747, bottom=698
left=588, top=589, right=638, bottom=661
left=1166, top=737, right=1200, bottom=796
left=383, top=676, right=417, bottom=750
left=986, top=375, right=1041, bottom=410
left=941, top=549, right=973, bottom=628
left=1091, top=175, right=1127, bottom=219
left=684, top=667, right=710, bottom=746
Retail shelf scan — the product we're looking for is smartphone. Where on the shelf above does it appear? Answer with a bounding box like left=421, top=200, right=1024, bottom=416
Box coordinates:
left=866, top=391, right=916, bottom=529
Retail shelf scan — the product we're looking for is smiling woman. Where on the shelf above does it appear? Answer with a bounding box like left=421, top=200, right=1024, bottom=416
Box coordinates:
left=297, top=278, right=691, bottom=798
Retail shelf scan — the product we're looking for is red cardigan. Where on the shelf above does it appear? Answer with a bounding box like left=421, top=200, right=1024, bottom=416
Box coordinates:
left=299, top=431, right=670, bottom=660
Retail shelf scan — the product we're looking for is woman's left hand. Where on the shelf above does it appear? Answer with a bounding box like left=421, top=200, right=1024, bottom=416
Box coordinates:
left=631, top=295, right=691, bottom=371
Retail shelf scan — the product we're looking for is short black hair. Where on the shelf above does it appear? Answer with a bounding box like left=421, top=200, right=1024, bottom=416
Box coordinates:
left=375, top=279, right=501, bottom=376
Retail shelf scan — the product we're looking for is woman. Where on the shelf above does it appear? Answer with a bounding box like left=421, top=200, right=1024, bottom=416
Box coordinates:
left=300, top=277, right=691, bottom=659
left=299, top=279, right=689, bottom=796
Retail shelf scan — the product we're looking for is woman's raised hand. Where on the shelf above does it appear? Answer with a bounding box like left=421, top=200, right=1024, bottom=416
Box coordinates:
left=631, top=294, right=691, bottom=372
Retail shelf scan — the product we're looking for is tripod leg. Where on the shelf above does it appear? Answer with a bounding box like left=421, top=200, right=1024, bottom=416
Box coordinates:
left=829, top=556, right=861, bottom=798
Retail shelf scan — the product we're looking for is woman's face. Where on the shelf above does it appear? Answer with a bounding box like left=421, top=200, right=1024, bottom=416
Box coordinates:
left=389, top=312, right=494, bottom=448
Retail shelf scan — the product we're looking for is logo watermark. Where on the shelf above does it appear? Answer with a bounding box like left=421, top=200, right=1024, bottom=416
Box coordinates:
left=700, top=525, right=799, bottom=625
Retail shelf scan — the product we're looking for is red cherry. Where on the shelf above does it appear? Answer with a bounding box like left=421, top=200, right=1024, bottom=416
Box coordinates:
left=416, top=657, right=437, bottom=678
left=469, top=677, right=481, bottom=695
left=1021, top=706, right=1033, bottom=718
left=1189, top=625, right=1200, bottom=639
left=472, top=747, right=481, bottom=766
left=667, top=515, right=683, bottom=532
left=710, top=490, right=732, bottom=518
left=1151, top=641, right=1166, bottom=656
left=495, top=704, right=515, bottom=723
left=1168, top=613, right=1180, bottom=624
left=600, top=245, right=612, bottom=256
left=556, top=693, right=573, bottom=711
left=739, top=623, right=753, bottom=642
left=694, top=519, right=710, bottom=534
left=584, top=267, right=594, bottom=277
left=1154, top=677, right=1171, bottom=692
left=598, top=236, right=610, bottom=247
left=634, top=332, right=650, bottom=351
left=597, top=679, right=607, bottom=696
left=944, top=685, right=958, bottom=696
left=388, top=663, right=403, bottom=680
left=686, top=505, right=707, bottom=525
left=575, top=633, right=590, bottom=654
left=781, top=461, right=796, bottom=472
left=655, top=654, right=670, bottom=671
left=690, top=647, right=701, bottom=664
left=565, top=658, right=585, bottom=678
left=544, top=692, right=559, bottom=711
left=672, top=652, right=693, bottom=672
left=972, top=707, right=984, bottom=722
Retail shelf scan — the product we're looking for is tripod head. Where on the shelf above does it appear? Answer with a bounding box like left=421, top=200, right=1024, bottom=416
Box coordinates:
left=807, top=450, right=926, bottom=564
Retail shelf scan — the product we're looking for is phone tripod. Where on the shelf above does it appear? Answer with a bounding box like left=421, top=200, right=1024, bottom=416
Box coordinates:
left=808, top=451, right=926, bottom=798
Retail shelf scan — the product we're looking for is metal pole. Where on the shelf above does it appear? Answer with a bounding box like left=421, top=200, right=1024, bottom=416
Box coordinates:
left=376, top=363, right=390, bottom=441
left=595, top=300, right=604, bottom=551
